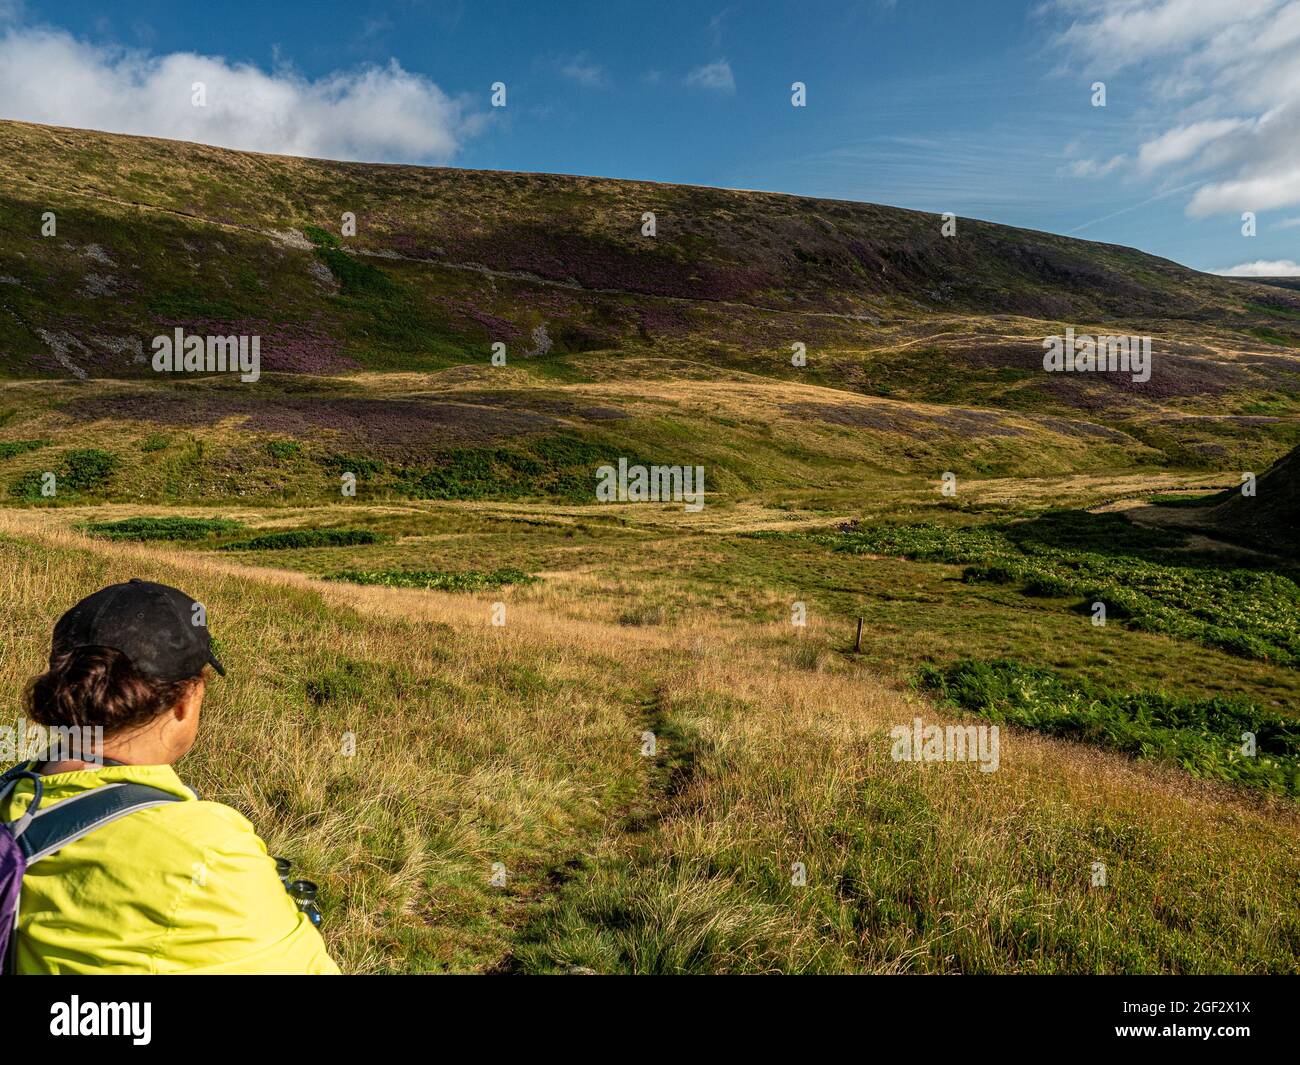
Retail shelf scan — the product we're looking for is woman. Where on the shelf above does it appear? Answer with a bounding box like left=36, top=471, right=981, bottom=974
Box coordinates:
left=1, top=579, right=339, bottom=974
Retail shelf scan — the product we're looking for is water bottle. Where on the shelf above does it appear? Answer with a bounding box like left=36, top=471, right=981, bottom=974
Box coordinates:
left=288, top=879, right=323, bottom=928
left=274, top=856, right=292, bottom=886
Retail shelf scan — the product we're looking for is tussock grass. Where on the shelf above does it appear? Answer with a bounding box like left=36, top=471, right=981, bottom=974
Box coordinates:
left=0, top=511, right=650, bottom=972
left=1, top=509, right=1296, bottom=973
left=516, top=629, right=1300, bottom=973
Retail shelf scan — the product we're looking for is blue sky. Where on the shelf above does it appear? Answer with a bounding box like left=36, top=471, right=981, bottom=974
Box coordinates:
left=2, top=0, right=1297, bottom=274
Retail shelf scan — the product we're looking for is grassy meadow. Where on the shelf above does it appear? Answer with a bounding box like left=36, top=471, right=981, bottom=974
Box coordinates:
left=1, top=477, right=1297, bottom=973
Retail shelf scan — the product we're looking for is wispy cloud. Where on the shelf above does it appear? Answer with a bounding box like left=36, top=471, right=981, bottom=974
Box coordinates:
left=765, top=130, right=1072, bottom=216
left=0, top=24, right=485, bottom=162
left=684, top=58, right=735, bottom=93
left=708, top=7, right=737, bottom=48
left=1065, top=181, right=1200, bottom=234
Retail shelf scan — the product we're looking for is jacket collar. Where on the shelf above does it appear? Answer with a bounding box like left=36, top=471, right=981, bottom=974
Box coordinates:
left=8, top=760, right=198, bottom=801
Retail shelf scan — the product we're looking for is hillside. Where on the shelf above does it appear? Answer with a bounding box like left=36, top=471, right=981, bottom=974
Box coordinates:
left=1234, top=277, right=1300, bottom=293
left=3, top=119, right=1298, bottom=373
left=1208, top=444, right=1300, bottom=553
left=1, top=120, right=1297, bottom=506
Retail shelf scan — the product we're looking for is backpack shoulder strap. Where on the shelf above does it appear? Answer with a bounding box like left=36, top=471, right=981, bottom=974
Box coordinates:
left=0, top=762, right=37, bottom=805
left=14, top=783, right=184, bottom=864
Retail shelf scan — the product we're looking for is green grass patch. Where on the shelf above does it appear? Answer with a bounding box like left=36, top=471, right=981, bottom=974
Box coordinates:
left=1249, top=326, right=1300, bottom=348
left=316, top=245, right=398, bottom=298
left=61, top=449, right=118, bottom=491
left=80, top=516, right=246, bottom=541
left=265, top=440, right=303, bottom=460
left=0, top=439, right=49, bottom=460
left=816, top=514, right=1300, bottom=667
left=394, top=435, right=651, bottom=503
left=220, top=528, right=389, bottom=551
left=919, top=658, right=1300, bottom=798
left=324, top=568, right=537, bottom=591
left=1247, top=301, right=1300, bottom=321
left=8, top=447, right=118, bottom=500
left=318, top=454, right=385, bottom=478
left=305, top=224, right=396, bottom=297
left=302, top=225, right=341, bottom=249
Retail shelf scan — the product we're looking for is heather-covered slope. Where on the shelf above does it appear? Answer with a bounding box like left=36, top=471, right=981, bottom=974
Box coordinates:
left=2, top=118, right=1298, bottom=370
left=1, top=119, right=1297, bottom=496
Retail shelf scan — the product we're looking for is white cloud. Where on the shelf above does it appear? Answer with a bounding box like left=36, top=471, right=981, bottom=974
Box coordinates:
left=1185, top=104, right=1300, bottom=215
left=557, top=53, right=608, bottom=88
left=1278, top=217, right=1300, bottom=228
left=0, top=25, right=485, bottom=163
left=1216, top=259, right=1300, bottom=275
left=1050, top=0, right=1300, bottom=218
left=1068, top=153, right=1126, bottom=177
left=1136, top=118, right=1251, bottom=173
left=684, top=58, right=735, bottom=93
left=1053, top=0, right=1280, bottom=68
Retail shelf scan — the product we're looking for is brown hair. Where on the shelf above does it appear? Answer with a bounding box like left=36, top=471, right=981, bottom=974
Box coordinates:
left=26, top=645, right=203, bottom=737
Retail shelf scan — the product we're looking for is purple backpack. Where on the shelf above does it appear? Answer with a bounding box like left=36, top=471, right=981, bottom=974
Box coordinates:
left=1, top=763, right=180, bottom=974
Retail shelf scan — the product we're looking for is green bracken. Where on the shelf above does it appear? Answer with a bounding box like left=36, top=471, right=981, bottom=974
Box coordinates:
left=80, top=516, right=246, bottom=541
left=324, top=568, right=537, bottom=591
left=816, top=516, right=1300, bottom=667
left=919, top=658, right=1300, bottom=798
left=220, top=529, right=389, bottom=551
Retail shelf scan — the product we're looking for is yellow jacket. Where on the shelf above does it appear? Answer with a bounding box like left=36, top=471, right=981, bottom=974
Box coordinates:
left=2, top=762, right=340, bottom=975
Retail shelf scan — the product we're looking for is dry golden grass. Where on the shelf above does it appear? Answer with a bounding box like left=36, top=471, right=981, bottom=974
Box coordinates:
left=1, top=507, right=1296, bottom=973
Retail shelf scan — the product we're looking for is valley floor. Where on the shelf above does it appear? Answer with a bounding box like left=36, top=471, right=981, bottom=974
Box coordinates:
left=2, top=484, right=1296, bottom=974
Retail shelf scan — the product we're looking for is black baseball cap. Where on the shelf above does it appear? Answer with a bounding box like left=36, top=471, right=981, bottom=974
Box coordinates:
left=52, top=579, right=226, bottom=681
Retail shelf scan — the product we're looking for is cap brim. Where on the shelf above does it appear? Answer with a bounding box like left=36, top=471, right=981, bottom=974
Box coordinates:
left=207, top=650, right=227, bottom=677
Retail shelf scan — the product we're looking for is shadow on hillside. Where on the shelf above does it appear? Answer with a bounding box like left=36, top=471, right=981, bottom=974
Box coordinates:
left=1000, top=509, right=1295, bottom=577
